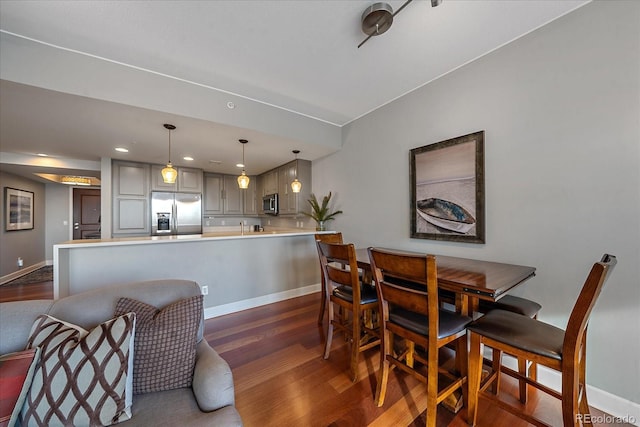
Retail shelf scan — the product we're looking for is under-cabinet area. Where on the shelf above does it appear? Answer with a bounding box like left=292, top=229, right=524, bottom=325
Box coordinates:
left=110, top=158, right=313, bottom=238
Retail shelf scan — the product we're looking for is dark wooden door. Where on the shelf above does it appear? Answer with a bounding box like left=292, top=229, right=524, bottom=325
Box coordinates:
left=73, top=188, right=101, bottom=239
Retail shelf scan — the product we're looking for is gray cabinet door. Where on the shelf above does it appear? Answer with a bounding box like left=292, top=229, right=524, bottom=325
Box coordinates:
left=223, top=175, right=243, bottom=215
left=112, top=161, right=150, bottom=235
left=203, top=174, right=223, bottom=215
left=177, top=168, right=203, bottom=193
left=151, top=164, right=178, bottom=192
left=243, top=176, right=258, bottom=215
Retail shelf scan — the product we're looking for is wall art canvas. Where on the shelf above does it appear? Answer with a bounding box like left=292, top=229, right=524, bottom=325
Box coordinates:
left=410, top=131, right=485, bottom=243
left=5, top=187, right=34, bottom=231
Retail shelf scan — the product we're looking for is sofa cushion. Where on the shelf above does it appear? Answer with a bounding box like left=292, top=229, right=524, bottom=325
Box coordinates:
left=21, top=313, right=135, bottom=427
left=115, top=295, right=203, bottom=394
left=0, top=348, right=40, bottom=427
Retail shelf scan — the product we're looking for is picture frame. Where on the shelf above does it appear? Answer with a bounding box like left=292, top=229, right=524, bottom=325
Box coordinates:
left=5, top=187, right=34, bottom=231
left=410, top=131, right=485, bottom=243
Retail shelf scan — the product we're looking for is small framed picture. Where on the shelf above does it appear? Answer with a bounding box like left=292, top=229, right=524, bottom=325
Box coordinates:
left=5, top=187, right=34, bottom=231
left=410, top=131, right=485, bottom=243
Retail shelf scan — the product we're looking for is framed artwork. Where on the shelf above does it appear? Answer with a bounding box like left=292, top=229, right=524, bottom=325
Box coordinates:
left=410, top=131, right=485, bottom=243
left=5, top=187, right=34, bottom=231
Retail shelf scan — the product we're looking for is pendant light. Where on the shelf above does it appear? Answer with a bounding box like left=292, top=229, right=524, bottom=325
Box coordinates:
left=237, top=139, right=250, bottom=189
left=291, top=150, right=302, bottom=193
left=161, top=124, right=178, bottom=184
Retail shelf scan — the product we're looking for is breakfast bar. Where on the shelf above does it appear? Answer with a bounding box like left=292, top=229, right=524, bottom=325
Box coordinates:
left=53, top=229, right=327, bottom=318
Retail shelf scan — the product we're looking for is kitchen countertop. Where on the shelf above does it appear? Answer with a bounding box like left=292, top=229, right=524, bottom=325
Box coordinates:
left=55, top=229, right=335, bottom=248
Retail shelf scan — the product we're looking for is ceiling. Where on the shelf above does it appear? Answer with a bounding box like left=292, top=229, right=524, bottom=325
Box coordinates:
left=0, top=0, right=588, bottom=182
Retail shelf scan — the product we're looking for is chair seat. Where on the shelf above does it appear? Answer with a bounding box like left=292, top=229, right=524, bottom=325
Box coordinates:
left=467, top=309, right=565, bottom=361
left=333, top=284, right=378, bottom=304
left=389, top=307, right=472, bottom=339
left=479, top=295, right=542, bottom=318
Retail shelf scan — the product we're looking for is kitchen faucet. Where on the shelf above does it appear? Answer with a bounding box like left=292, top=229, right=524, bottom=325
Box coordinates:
left=240, top=222, right=244, bottom=236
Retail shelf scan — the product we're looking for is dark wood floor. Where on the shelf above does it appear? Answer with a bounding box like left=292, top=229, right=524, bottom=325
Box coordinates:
left=1, top=281, right=628, bottom=426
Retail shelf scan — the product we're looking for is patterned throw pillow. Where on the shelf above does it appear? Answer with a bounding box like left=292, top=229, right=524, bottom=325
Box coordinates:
left=114, top=295, right=203, bottom=394
left=21, top=313, right=135, bottom=427
left=0, top=348, right=40, bottom=427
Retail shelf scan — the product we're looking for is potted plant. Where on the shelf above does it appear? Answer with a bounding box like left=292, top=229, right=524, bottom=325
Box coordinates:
left=303, top=192, right=343, bottom=231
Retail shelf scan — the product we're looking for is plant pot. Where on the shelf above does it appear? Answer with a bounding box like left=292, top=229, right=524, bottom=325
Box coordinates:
left=315, top=221, right=326, bottom=231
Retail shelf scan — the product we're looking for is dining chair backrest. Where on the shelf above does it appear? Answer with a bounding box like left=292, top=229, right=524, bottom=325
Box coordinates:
left=315, top=232, right=343, bottom=244
left=316, top=241, right=360, bottom=298
left=563, top=253, right=617, bottom=363
left=368, top=247, right=439, bottom=337
left=314, top=232, right=345, bottom=324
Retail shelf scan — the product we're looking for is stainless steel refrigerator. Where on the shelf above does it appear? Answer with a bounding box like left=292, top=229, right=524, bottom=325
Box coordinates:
left=151, top=192, right=202, bottom=235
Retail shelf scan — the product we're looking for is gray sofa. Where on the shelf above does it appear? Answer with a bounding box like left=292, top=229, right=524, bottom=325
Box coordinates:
left=0, top=279, right=243, bottom=426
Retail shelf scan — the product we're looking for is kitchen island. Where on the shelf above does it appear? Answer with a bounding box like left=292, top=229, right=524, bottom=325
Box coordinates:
left=54, top=229, right=331, bottom=318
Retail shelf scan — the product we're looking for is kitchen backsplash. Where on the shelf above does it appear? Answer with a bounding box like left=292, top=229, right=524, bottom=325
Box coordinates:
left=202, top=215, right=315, bottom=233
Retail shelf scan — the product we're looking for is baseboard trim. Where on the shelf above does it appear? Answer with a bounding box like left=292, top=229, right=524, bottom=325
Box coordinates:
left=203, top=283, right=321, bottom=319
left=501, top=354, right=639, bottom=425
left=0, top=261, right=47, bottom=286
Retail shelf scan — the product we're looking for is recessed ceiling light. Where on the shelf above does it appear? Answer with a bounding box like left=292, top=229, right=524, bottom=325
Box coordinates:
left=36, top=153, right=48, bottom=157
left=183, top=156, right=194, bottom=161
left=115, top=147, right=129, bottom=153
left=236, top=163, right=244, bottom=168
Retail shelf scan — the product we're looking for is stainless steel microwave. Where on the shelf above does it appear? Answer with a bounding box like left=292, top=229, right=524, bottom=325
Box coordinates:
left=262, top=193, right=279, bottom=215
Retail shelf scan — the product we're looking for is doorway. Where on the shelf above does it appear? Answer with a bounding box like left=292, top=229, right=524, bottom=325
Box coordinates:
left=72, top=188, right=101, bottom=239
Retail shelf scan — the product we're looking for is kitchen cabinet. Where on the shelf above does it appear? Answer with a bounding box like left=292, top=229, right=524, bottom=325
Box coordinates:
left=261, top=169, right=278, bottom=196
left=277, top=159, right=312, bottom=216
left=151, top=165, right=203, bottom=193
left=223, top=175, right=242, bottom=215
left=112, top=161, right=150, bottom=236
left=204, top=173, right=254, bottom=215
left=243, top=176, right=258, bottom=215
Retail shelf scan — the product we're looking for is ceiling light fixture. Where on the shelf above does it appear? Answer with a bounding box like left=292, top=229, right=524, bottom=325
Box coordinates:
left=115, top=147, right=129, bottom=153
left=161, top=124, right=178, bottom=184
left=291, top=150, right=302, bottom=193
left=61, top=176, right=92, bottom=186
left=237, top=139, right=250, bottom=189
left=358, top=0, right=441, bottom=48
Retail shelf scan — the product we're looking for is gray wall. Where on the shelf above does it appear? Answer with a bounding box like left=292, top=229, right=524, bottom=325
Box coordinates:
left=45, top=183, right=71, bottom=260
left=313, top=1, right=639, bottom=402
left=0, top=171, right=46, bottom=275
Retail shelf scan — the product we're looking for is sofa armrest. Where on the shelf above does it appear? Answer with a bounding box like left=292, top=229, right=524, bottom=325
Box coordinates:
left=192, top=340, right=236, bottom=412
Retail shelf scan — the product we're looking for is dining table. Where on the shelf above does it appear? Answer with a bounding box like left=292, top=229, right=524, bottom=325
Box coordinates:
left=354, top=247, right=537, bottom=318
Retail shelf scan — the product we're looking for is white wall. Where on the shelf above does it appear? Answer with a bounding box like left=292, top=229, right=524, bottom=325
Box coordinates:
left=314, top=1, right=639, bottom=404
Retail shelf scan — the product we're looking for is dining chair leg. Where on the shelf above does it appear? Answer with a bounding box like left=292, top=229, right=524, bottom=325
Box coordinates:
left=561, top=367, right=581, bottom=427
left=467, top=332, right=483, bottom=427
left=374, top=329, right=392, bottom=407
left=517, top=357, right=529, bottom=403
left=317, top=287, right=326, bottom=325
left=426, top=345, right=438, bottom=427
left=350, top=307, right=361, bottom=382
left=491, top=348, right=502, bottom=395
left=323, top=301, right=335, bottom=359
left=456, top=334, right=469, bottom=407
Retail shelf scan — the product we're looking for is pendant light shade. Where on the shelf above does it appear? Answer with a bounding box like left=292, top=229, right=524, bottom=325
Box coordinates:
left=291, top=150, right=302, bottom=193
left=237, top=139, right=250, bottom=189
left=162, top=124, right=177, bottom=184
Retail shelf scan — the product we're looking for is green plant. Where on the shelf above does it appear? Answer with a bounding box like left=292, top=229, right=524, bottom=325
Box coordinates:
left=303, top=192, right=343, bottom=224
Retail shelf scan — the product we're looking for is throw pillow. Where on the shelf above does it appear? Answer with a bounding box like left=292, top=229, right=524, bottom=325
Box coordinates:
left=0, top=348, right=40, bottom=427
left=114, top=295, right=203, bottom=394
left=21, top=313, right=135, bottom=427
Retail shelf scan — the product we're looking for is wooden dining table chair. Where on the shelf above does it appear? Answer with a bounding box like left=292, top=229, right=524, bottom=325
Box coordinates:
left=315, top=232, right=345, bottom=324
left=317, top=241, right=380, bottom=382
left=368, top=247, right=472, bottom=427
left=466, top=254, right=617, bottom=427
